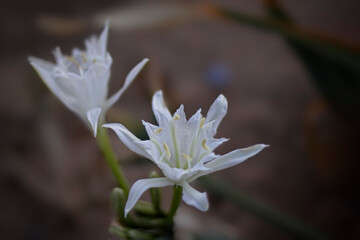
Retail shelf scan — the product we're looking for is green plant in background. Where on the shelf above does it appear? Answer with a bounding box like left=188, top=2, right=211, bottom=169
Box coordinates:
left=212, top=0, right=360, bottom=117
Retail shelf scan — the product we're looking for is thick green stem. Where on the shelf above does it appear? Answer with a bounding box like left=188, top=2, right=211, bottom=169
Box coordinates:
left=96, top=126, right=129, bottom=194
left=167, top=185, right=183, bottom=221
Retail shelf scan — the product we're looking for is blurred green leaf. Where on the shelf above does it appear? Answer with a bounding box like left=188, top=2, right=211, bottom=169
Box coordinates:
left=212, top=3, right=360, bottom=116
left=263, top=0, right=360, bottom=116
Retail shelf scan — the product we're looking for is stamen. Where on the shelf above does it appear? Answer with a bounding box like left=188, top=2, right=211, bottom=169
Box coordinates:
left=66, top=56, right=81, bottom=69
left=93, top=59, right=97, bottom=64
left=199, top=117, right=206, bottom=128
left=81, top=53, right=87, bottom=63
left=163, top=143, right=171, bottom=158
left=154, top=128, right=162, bottom=134
left=173, top=114, right=180, bottom=120
left=202, top=139, right=210, bottom=151
left=181, top=153, right=192, bottom=162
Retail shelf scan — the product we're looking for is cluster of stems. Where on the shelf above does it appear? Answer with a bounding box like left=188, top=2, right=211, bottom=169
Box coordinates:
left=96, top=126, right=182, bottom=239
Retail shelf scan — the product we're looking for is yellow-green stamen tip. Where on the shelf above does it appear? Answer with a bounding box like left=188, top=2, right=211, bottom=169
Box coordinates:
left=66, top=56, right=80, bottom=69
left=181, top=153, right=192, bottom=162
left=202, top=139, right=210, bottom=151
left=154, top=128, right=162, bottom=134
left=200, top=117, right=206, bottom=128
left=81, top=53, right=87, bottom=63
left=163, top=143, right=171, bottom=158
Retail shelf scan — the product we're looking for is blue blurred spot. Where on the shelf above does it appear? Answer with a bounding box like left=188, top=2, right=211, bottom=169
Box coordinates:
left=205, top=62, right=232, bottom=89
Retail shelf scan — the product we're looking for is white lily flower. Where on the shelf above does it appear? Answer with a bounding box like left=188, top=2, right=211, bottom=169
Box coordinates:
left=104, top=91, right=268, bottom=216
left=28, top=22, right=149, bottom=137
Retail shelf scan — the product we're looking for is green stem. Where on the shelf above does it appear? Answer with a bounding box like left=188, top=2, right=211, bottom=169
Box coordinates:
left=167, top=185, right=183, bottom=221
left=199, top=176, right=327, bottom=240
left=96, top=125, right=129, bottom=194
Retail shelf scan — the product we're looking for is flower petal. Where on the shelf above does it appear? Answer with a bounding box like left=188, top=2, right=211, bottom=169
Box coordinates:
left=188, top=144, right=268, bottom=182
left=29, top=56, right=81, bottom=114
left=204, top=94, right=227, bottom=134
left=152, top=90, right=172, bottom=126
left=157, top=162, right=188, bottom=183
left=174, top=104, right=186, bottom=121
left=98, top=21, right=109, bottom=57
left=105, top=58, right=149, bottom=110
left=142, top=120, right=159, bottom=138
left=206, top=138, right=228, bottom=152
left=28, top=56, right=56, bottom=92
left=182, top=181, right=209, bottom=212
left=103, top=123, right=153, bottom=160
left=125, top=177, right=173, bottom=216
left=205, top=144, right=268, bottom=173
left=86, top=108, right=101, bottom=137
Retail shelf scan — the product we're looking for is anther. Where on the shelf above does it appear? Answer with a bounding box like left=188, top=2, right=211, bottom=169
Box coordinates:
left=66, top=56, right=80, bottom=69
left=173, top=114, right=180, bottom=120
left=81, top=53, right=87, bottom=63
left=201, top=139, right=210, bottom=151
left=181, top=153, right=192, bottom=162
left=199, top=118, right=206, bottom=128
left=154, top=128, right=162, bottom=134
left=93, top=59, right=97, bottom=64
left=163, top=143, right=171, bottom=158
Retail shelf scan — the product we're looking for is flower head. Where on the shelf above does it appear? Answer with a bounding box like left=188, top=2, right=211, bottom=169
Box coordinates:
left=29, top=22, right=149, bottom=136
left=104, top=90, right=267, bottom=216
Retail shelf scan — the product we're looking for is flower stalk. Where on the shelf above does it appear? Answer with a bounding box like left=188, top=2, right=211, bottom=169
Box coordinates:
left=167, top=185, right=183, bottom=221
left=96, top=124, right=129, bottom=193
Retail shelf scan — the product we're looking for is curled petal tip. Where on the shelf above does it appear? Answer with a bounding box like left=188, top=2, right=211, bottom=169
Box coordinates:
left=86, top=108, right=101, bottom=137
left=259, top=144, right=270, bottom=148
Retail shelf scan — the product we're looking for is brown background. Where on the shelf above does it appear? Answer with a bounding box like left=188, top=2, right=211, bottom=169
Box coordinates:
left=1, top=0, right=360, bottom=239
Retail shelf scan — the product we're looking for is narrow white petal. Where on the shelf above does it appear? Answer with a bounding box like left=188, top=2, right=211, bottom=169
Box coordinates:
left=103, top=123, right=153, bottom=159
left=99, top=21, right=110, bottom=57
left=204, top=94, right=228, bottom=133
left=205, top=144, right=268, bottom=173
left=53, top=47, right=66, bottom=68
left=29, top=56, right=81, bottom=114
left=142, top=120, right=159, bottom=137
left=125, top=178, right=173, bottom=216
left=206, top=138, right=228, bottom=151
left=28, top=56, right=56, bottom=90
left=188, top=109, right=202, bottom=123
left=86, top=108, right=101, bottom=137
left=188, top=144, right=268, bottom=182
left=174, top=104, right=186, bottom=121
left=182, top=181, right=209, bottom=212
left=152, top=90, right=172, bottom=125
left=105, top=58, right=149, bottom=110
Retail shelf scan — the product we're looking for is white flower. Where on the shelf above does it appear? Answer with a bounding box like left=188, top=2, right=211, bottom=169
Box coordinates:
left=28, top=22, right=149, bottom=137
left=104, top=91, right=268, bottom=216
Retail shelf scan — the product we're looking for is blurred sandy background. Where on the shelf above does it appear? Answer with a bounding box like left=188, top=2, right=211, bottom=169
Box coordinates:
left=1, top=0, right=360, bottom=239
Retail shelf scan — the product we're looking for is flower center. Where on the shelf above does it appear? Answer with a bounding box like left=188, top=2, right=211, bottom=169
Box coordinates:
left=152, top=114, right=212, bottom=171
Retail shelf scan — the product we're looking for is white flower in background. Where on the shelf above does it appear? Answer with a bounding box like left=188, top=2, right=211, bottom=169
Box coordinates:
left=104, top=90, right=268, bottom=216
left=28, top=22, right=149, bottom=137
